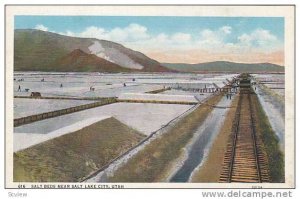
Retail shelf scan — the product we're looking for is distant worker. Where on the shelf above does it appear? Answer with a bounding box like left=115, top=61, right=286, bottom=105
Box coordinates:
left=123, top=83, right=126, bottom=87
left=60, top=83, right=63, bottom=88
left=41, top=78, right=44, bottom=82
left=18, top=85, right=21, bottom=92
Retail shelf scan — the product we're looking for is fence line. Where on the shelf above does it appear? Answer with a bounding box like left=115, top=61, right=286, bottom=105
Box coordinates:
left=145, top=87, right=171, bottom=94
left=117, top=99, right=197, bottom=105
left=14, top=98, right=117, bottom=127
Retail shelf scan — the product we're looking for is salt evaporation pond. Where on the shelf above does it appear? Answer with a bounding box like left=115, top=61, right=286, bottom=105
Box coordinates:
left=13, top=72, right=238, bottom=153
left=253, top=73, right=285, bottom=98
left=14, top=103, right=192, bottom=151
left=14, top=72, right=237, bottom=98
left=14, top=98, right=96, bottom=118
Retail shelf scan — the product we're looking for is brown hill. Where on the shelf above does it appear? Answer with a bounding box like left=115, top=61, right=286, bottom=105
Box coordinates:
left=53, top=49, right=134, bottom=72
left=15, top=29, right=172, bottom=72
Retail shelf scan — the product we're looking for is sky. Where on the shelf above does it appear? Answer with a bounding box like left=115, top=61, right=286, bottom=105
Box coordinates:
left=15, top=16, right=284, bottom=65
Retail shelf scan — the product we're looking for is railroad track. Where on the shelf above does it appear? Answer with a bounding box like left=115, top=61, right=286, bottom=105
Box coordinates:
left=219, top=88, right=270, bottom=183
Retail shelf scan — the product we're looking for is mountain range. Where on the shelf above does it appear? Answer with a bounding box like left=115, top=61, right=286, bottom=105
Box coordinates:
left=14, top=29, right=284, bottom=73
left=14, top=29, right=170, bottom=72
left=162, top=61, right=284, bottom=73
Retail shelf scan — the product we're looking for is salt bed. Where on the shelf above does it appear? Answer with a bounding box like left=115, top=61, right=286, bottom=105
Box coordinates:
left=262, top=84, right=285, bottom=97
left=14, top=116, right=111, bottom=152
left=270, top=89, right=285, bottom=97
left=263, top=83, right=285, bottom=89
left=14, top=98, right=96, bottom=118
left=252, top=74, right=285, bottom=97
left=14, top=72, right=237, bottom=98
left=253, top=74, right=284, bottom=81
left=14, top=79, right=163, bottom=98
left=84, top=84, right=163, bottom=98
left=117, top=93, right=198, bottom=103
left=14, top=72, right=237, bottom=86
left=14, top=103, right=192, bottom=151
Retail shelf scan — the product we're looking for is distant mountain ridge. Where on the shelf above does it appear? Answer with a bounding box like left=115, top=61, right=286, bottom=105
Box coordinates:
left=162, top=61, right=284, bottom=73
left=14, top=29, right=171, bottom=72
left=14, top=29, right=284, bottom=73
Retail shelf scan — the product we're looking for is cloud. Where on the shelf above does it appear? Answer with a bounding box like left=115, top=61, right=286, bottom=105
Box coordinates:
left=122, top=23, right=149, bottom=40
left=171, top=33, right=191, bottom=43
left=194, top=27, right=281, bottom=54
left=72, top=23, right=149, bottom=43
left=35, top=24, right=48, bottom=31
left=238, top=34, right=252, bottom=46
left=45, top=23, right=283, bottom=64
left=57, top=24, right=280, bottom=52
left=198, top=29, right=223, bottom=46
left=195, top=26, right=232, bottom=51
left=238, top=29, right=278, bottom=47
left=79, top=26, right=106, bottom=39
left=197, top=26, right=232, bottom=47
left=220, top=26, right=232, bottom=34
left=58, top=24, right=194, bottom=50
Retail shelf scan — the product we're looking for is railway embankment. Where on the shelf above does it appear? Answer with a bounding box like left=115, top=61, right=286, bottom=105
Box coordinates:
left=255, top=83, right=285, bottom=151
left=191, top=87, right=284, bottom=183
left=251, top=91, right=285, bottom=182
left=191, top=96, right=239, bottom=182
left=169, top=95, right=234, bottom=182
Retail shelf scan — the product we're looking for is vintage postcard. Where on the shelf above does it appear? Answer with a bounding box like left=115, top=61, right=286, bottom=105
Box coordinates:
left=5, top=5, right=295, bottom=189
